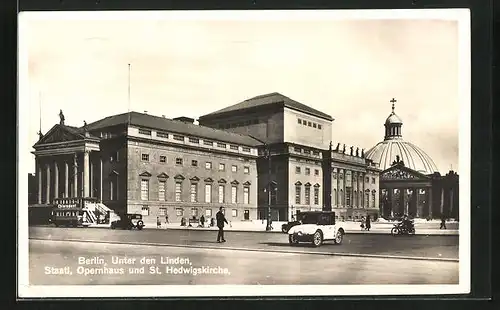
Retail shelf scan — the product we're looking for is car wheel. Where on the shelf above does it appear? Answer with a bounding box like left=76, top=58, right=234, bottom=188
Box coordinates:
left=312, top=230, right=323, bottom=247
left=334, top=230, right=344, bottom=245
left=288, top=234, right=299, bottom=245
left=391, top=227, right=399, bottom=236
left=137, top=225, right=143, bottom=231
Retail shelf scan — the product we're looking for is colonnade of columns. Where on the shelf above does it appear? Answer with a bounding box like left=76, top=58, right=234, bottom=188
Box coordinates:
left=381, top=186, right=433, bottom=218
left=36, top=150, right=103, bottom=204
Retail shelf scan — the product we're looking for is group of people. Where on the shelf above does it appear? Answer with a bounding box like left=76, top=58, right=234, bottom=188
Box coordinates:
left=360, top=215, right=372, bottom=231
left=155, top=207, right=230, bottom=243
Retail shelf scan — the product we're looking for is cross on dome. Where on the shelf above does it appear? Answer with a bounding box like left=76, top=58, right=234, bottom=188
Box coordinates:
left=390, top=98, right=397, bottom=113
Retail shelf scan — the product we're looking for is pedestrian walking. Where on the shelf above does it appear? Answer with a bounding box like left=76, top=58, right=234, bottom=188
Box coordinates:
left=360, top=216, right=365, bottom=231
left=156, top=216, right=161, bottom=229
left=216, top=207, right=228, bottom=243
left=165, top=214, right=169, bottom=224
left=365, top=215, right=371, bottom=231
left=200, top=215, right=205, bottom=227
left=440, top=214, right=447, bottom=229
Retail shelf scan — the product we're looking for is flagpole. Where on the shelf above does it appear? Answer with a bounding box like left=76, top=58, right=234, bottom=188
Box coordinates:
left=128, top=63, right=131, bottom=125
left=39, top=91, right=42, bottom=134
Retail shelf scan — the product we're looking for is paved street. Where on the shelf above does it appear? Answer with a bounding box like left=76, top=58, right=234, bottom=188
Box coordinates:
left=29, top=239, right=458, bottom=285
left=29, top=226, right=459, bottom=260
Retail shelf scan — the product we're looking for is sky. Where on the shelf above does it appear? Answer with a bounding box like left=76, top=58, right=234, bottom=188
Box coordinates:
left=20, top=10, right=468, bottom=175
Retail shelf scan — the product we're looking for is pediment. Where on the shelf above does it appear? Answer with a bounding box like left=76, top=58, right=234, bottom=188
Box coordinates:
left=304, top=182, right=312, bottom=187
left=231, top=180, right=239, bottom=185
left=381, top=165, right=429, bottom=181
left=34, top=124, right=84, bottom=146
left=190, top=176, right=200, bottom=182
left=313, top=183, right=320, bottom=188
left=157, top=172, right=169, bottom=179
left=174, top=174, right=185, bottom=180
left=139, top=171, right=152, bottom=177
left=243, top=181, right=251, bottom=186
left=204, top=177, right=214, bottom=183
left=218, top=178, right=227, bottom=184
left=294, top=181, right=302, bottom=186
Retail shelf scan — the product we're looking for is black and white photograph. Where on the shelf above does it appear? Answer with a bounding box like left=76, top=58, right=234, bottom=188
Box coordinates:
left=18, top=9, right=471, bottom=297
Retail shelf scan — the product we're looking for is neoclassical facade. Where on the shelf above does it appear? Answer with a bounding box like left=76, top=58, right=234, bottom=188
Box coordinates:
left=32, top=92, right=381, bottom=222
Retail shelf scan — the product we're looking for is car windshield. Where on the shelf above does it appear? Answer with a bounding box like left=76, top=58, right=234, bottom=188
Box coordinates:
left=300, top=213, right=320, bottom=224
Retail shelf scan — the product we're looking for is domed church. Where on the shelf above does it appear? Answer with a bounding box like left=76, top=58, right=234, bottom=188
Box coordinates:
left=365, top=99, right=459, bottom=220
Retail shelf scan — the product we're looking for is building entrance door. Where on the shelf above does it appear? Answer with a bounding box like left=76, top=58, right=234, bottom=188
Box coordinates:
left=244, top=210, right=249, bottom=220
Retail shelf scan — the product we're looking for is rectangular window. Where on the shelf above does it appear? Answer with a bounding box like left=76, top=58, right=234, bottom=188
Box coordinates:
left=173, top=135, right=184, bottom=141
left=314, top=169, right=319, bottom=176
left=205, top=209, right=212, bottom=217
left=346, top=188, right=351, bottom=207
left=156, top=131, right=168, bottom=138
left=158, top=208, right=167, bottom=216
left=231, top=165, right=237, bottom=173
left=205, top=162, right=212, bottom=170
left=141, top=179, right=149, bottom=201
left=141, top=206, right=150, bottom=216
left=232, top=209, right=238, bottom=217
left=191, top=208, right=198, bottom=217
left=318, top=125, right=322, bottom=130
left=313, top=151, right=320, bottom=156
left=313, top=123, right=317, bottom=128
left=204, top=140, right=213, bottom=146
left=305, top=168, right=311, bottom=175
left=242, top=147, right=251, bottom=153
left=297, top=119, right=302, bottom=124
left=305, top=187, right=311, bottom=205
left=189, top=137, right=199, bottom=144
left=175, top=182, right=182, bottom=202
left=295, top=186, right=301, bottom=204
left=159, top=155, right=166, bottom=163
left=190, top=183, right=198, bottom=202
left=372, top=192, right=376, bottom=208
left=158, top=180, right=166, bottom=201
left=365, top=192, right=370, bottom=207
left=243, top=166, right=250, bottom=174
left=366, top=177, right=369, bottom=183
left=372, top=177, right=376, bottom=184
left=176, top=158, right=183, bottom=165
left=218, top=185, right=225, bottom=203
left=307, top=121, right=312, bottom=127
left=219, top=163, right=225, bottom=171
left=314, top=188, right=319, bottom=205
left=295, top=166, right=301, bottom=174
left=191, top=160, right=198, bottom=167
left=176, top=208, right=183, bottom=216
left=217, top=142, right=226, bottom=148
left=205, top=184, right=212, bottom=203
left=141, top=154, right=149, bottom=161
left=243, top=187, right=250, bottom=204
left=230, top=145, right=239, bottom=151
left=231, top=186, right=237, bottom=204
left=294, top=147, right=301, bottom=152
left=139, top=128, right=151, bottom=135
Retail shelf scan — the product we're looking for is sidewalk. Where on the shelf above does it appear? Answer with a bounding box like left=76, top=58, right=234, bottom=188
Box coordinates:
left=138, top=220, right=459, bottom=236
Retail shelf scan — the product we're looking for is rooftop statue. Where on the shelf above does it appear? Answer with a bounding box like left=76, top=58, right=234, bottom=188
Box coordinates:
left=59, top=109, right=65, bottom=125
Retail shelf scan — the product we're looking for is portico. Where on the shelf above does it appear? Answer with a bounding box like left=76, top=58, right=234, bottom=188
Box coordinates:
left=32, top=123, right=101, bottom=204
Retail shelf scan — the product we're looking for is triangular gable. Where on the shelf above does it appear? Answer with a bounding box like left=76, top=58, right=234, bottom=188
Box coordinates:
left=313, top=183, right=320, bottom=188
left=139, top=171, right=152, bottom=177
left=34, top=124, right=84, bottom=147
left=218, top=178, right=227, bottom=184
left=380, top=164, right=430, bottom=181
left=304, top=182, right=312, bottom=187
left=174, top=174, right=185, bottom=180
left=294, top=181, right=302, bottom=186
left=204, top=177, right=214, bottom=183
left=243, top=181, right=251, bottom=186
left=190, top=176, right=200, bottom=182
left=157, top=172, right=169, bottom=179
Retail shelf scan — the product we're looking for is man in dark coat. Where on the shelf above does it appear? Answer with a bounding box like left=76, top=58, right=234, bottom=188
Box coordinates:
left=216, top=207, right=228, bottom=243
left=365, top=215, right=371, bottom=231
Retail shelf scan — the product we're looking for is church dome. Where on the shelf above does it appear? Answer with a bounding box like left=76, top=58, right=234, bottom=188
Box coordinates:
left=365, top=99, right=439, bottom=175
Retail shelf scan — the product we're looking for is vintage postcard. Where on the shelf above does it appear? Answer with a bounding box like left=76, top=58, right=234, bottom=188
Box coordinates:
left=18, top=9, right=471, bottom=298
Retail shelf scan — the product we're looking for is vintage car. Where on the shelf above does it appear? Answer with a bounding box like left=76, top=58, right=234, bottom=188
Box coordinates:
left=287, top=211, right=345, bottom=247
left=281, top=220, right=301, bottom=233
left=110, top=213, right=145, bottom=230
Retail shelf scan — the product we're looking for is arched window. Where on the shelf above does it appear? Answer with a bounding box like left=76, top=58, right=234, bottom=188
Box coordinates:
left=359, top=192, right=363, bottom=208
left=353, top=190, right=357, bottom=207
left=340, top=189, right=344, bottom=206
left=365, top=190, right=370, bottom=207
left=372, top=190, right=377, bottom=208
left=333, top=188, right=337, bottom=206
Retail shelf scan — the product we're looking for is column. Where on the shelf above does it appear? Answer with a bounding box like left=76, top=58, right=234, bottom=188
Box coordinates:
left=45, top=164, right=51, bottom=204
left=54, top=161, right=59, bottom=199
left=449, top=189, right=454, bottom=218
left=99, top=157, right=103, bottom=200
left=37, top=160, right=42, bottom=204
left=64, top=161, right=69, bottom=197
left=388, top=188, right=393, bottom=216
left=90, top=160, right=94, bottom=197
left=428, top=187, right=433, bottom=218
left=73, top=153, right=78, bottom=197
left=415, top=188, right=420, bottom=218
left=440, top=188, right=445, bottom=216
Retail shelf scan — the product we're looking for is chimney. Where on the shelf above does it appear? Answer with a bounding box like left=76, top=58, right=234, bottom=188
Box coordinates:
left=173, top=116, right=195, bottom=124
